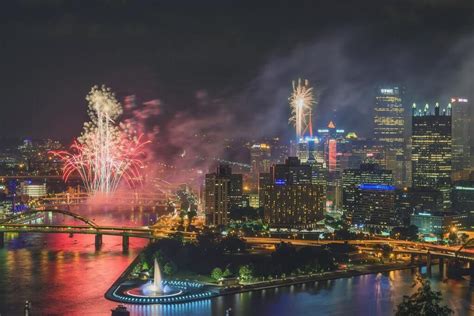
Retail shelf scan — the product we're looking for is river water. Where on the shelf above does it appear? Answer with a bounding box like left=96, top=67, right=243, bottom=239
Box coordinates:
left=0, top=209, right=473, bottom=316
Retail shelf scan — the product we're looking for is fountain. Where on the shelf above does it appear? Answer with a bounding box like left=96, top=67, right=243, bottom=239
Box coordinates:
left=125, top=258, right=182, bottom=298
left=108, top=257, right=218, bottom=304
left=141, top=259, right=167, bottom=296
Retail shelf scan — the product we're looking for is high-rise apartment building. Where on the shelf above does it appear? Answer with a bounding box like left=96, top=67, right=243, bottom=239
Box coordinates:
left=264, top=157, right=325, bottom=229
left=352, top=184, right=398, bottom=230
left=204, top=164, right=243, bottom=226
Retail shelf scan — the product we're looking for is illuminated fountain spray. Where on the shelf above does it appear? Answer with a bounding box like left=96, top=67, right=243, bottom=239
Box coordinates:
left=52, top=85, right=149, bottom=196
left=140, top=258, right=178, bottom=297
left=289, top=79, right=316, bottom=140
left=152, top=258, right=163, bottom=293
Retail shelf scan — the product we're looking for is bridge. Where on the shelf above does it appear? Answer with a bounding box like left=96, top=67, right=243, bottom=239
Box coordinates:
left=40, top=191, right=172, bottom=208
left=3, top=209, right=474, bottom=278
left=0, top=209, right=166, bottom=252
left=243, top=236, right=474, bottom=281
left=242, top=236, right=471, bottom=256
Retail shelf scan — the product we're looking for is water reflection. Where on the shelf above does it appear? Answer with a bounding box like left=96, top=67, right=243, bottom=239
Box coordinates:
left=0, top=208, right=473, bottom=315
left=127, top=299, right=212, bottom=316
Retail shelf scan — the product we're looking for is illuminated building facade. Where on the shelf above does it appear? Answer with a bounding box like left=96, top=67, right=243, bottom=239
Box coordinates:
left=229, top=173, right=243, bottom=208
left=452, top=181, right=474, bottom=229
left=250, top=143, right=271, bottom=174
left=204, top=164, right=243, bottom=226
left=451, top=97, right=471, bottom=172
left=395, top=187, right=443, bottom=226
left=410, top=210, right=467, bottom=236
left=373, top=86, right=409, bottom=187
left=317, top=121, right=346, bottom=173
left=247, top=193, right=260, bottom=208
left=20, top=182, right=47, bottom=198
left=342, top=163, right=393, bottom=217
left=338, top=138, right=386, bottom=170
left=373, top=86, right=405, bottom=152
left=411, top=103, right=452, bottom=207
left=295, top=138, right=322, bottom=164
left=258, top=172, right=272, bottom=208
left=352, top=184, right=398, bottom=229
left=264, top=157, right=325, bottom=229
left=249, top=143, right=271, bottom=191
left=385, top=149, right=411, bottom=187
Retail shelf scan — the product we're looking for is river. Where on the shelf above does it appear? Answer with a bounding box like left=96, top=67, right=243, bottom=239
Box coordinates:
left=0, top=209, right=473, bottom=315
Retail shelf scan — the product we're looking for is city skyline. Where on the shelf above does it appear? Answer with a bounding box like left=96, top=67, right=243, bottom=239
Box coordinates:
left=1, top=1, right=474, bottom=315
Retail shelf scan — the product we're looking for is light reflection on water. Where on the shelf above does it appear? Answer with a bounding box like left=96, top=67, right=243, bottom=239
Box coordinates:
left=0, top=208, right=473, bottom=315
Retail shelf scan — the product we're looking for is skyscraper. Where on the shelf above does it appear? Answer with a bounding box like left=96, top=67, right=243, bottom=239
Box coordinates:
left=373, top=86, right=405, bottom=152
left=317, top=121, right=346, bottom=172
left=258, top=172, right=272, bottom=208
left=250, top=143, right=271, bottom=174
left=411, top=103, right=452, bottom=207
left=451, top=97, right=471, bottom=172
left=249, top=143, right=272, bottom=191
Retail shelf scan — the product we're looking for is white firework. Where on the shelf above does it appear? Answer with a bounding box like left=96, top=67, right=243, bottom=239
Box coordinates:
left=289, top=78, right=316, bottom=140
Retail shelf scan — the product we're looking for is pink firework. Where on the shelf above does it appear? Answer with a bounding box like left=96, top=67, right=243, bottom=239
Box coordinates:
left=51, top=86, right=150, bottom=195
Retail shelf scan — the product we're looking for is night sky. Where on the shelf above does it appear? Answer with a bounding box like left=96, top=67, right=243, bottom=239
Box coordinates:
left=1, top=0, right=473, bottom=145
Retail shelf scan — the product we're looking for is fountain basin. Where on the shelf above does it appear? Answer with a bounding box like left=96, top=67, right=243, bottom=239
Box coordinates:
left=126, top=281, right=183, bottom=298
left=109, top=280, right=217, bottom=304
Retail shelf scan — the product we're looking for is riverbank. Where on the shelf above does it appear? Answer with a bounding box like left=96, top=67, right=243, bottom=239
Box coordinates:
left=105, top=252, right=426, bottom=304
left=218, top=261, right=422, bottom=296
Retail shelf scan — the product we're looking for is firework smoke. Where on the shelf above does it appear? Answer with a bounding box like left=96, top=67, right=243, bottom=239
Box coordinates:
left=52, top=85, right=149, bottom=196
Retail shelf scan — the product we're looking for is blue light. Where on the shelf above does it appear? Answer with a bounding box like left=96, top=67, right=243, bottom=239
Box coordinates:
left=358, top=184, right=395, bottom=191
left=275, top=179, right=286, bottom=185
left=418, top=212, right=432, bottom=216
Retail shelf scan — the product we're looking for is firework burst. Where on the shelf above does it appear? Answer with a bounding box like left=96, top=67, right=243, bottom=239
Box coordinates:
left=289, top=78, right=316, bottom=140
left=52, top=85, right=150, bottom=196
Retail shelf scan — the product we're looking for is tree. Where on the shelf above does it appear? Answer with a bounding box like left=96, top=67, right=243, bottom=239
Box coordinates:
left=395, top=275, right=453, bottom=316
left=222, top=267, right=232, bottom=277
left=391, top=225, right=419, bottom=241
left=211, top=267, right=223, bottom=280
left=406, top=225, right=419, bottom=241
left=221, top=236, right=247, bottom=253
left=460, top=233, right=469, bottom=245
left=170, top=232, right=184, bottom=244
left=163, top=262, right=178, bottom=276
left=334, top=227, right=356, bottom=240
left=271, top=242, right=297, bottom=274
left=239, top=264, right=254, bottom=282
left=187, top=209, right=197, bottom=228
left=197, top=231, right=222, bottom=250
left=229, top=206, right=263, bottom=221
left=448, top=231, right=458, bottom=245
left=374, top=244, right=393, bottom=260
